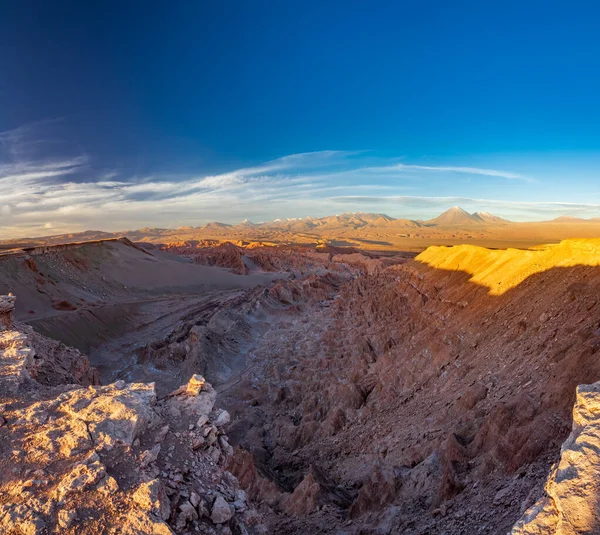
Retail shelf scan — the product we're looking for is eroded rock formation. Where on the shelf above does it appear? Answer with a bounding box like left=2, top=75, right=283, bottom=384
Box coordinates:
left=4, top=236, right=600, bottom=534
left=0, top=294, right=15, bottom=330
left=511, top=381, right=600, bottom=534
left=213, top=241, right=600, bottom=534
left=0, top=296, right=266, bottom=535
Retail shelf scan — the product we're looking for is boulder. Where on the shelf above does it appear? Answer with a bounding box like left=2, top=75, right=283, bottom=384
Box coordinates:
left=211, top=495, right=234, bottom=524
left=60, top=382, right=158, bottom=448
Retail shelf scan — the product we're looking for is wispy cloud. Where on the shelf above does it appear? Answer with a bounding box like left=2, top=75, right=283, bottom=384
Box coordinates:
left=0, top=121, right=586, bottom=239
left=364, top=163, right=536, bottom=183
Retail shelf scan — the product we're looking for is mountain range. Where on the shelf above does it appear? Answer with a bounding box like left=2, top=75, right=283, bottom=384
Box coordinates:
left=3, top=206, right=600, bottom=252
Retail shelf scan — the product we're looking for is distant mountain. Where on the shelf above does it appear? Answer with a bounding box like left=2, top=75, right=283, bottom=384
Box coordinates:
left=202, top=222, right=232, bottom=230
left=425, top=207, right=509, bottom=226
left=382, top=218, right=423, bottom=228
left=426, top=206, right=483, bottom=226
left=472, top=211, right=510, bottom=224
left=262, top=212, right=396, bottom=232
left=552, top=216, right=590, bottom=223
left=235, top=219, right=260, bottom=227
left=313, top=213, right=394, bottom=227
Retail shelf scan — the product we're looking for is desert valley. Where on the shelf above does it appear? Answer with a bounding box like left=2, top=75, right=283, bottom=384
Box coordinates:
left=4, top=3, right=600, bottom=533
left=2, top=209, right=600, bottom=534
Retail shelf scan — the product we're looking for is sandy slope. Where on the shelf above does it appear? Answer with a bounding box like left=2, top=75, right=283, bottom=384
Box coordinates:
left=416, top=238, right=600, bottom=294
left=0, top=238, right=285, bottom=321
left=0, top=238, right=289, bottom=397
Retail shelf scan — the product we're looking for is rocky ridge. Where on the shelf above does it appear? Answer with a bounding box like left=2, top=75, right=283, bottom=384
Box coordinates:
left=0, top=295, right=266, bottom=535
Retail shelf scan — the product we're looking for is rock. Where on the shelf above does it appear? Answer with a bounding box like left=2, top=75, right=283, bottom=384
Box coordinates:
left=459, top=382, right=489, bottom=410
left=166, top=381, right=217, bottom=420
left=155, top=424, right=170, bottom=443
left=210, top=446, right=221, bottom=462
left=197, top=498, right=210, bottom=518
left=19, top=516, right=45, bottom=535
left=218, top=435, right=233, bottom=457
left=0, top=504, right=46, bottom=535
left=227, top=449, right=283, bottom=508
left=206, top=427, right=219, bottom=446
left=140, top=444, right=161, bottom=468
left=0, top=330, right=35, bottom=391
left=213, top=409, right=231, bottom=428
left=96, top=474, right=119, bottom=494
left=192, top=436, right=206, bottom=450
left=282, top=466, right=353, bottom=516
left=57, top=508, right=77, bottom=528
left=510, top=381, right=600, bottom=534
left=0, top=294, right=16, bottom=330
left=176, top=500, right=198, bottom=529
left=190, top=491, right=201, bottom=508
left=0, top=300, right=262, bottom=535
left=120, top=508, right=174, bottom=535
left=197, top=414, right=209, bottom=427
left=186, top=374, right=206, bottom=396
left=133, top=479, right=171, bottom=521
left=60, top=382, right=158, bottom=448
left=493, top=484, right=513, bottom=506
left=232, top=496, right=247, bottom=513
left=210, top=495, right=234, bottom=524
left=56, top=460, right=106, bottom=501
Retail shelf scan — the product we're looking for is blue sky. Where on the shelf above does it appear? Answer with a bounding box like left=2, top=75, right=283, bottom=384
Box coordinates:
left=1, top=1, right=600, bottom=237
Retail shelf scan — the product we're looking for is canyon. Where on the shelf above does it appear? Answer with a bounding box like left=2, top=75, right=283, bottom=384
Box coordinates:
left=1, top=218, right=600, bottom=534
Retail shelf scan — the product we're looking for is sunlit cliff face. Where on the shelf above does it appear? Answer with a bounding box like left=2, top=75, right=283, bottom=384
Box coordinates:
left=416, top=239, right=600, bottom=295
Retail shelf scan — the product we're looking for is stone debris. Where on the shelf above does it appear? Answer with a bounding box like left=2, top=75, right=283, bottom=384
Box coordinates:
left=0, top=299, right=265, bottom=535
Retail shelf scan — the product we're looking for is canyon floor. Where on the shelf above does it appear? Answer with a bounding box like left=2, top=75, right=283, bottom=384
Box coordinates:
left=2, top=233, right=600, bottom=534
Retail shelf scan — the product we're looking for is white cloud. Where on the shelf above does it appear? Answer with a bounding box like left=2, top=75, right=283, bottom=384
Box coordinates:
left=0, top=125, right=581, bottom=239
left=364, top=163, right=536, bottom=183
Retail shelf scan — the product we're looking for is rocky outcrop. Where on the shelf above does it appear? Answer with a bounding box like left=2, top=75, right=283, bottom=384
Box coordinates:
left=510, top=381, right=600, bottom=534
left=0, top=296, right=98, bottom=390
left=0, top=297, right=266, bottom=535
left=165, top=242, right=249, bottom=275
left=0, top=294, right=15, bottom=330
